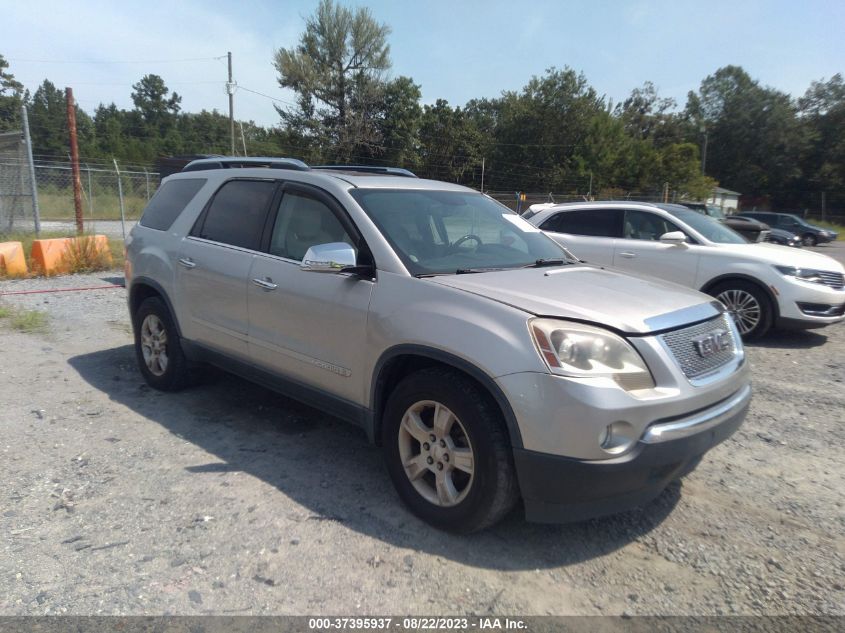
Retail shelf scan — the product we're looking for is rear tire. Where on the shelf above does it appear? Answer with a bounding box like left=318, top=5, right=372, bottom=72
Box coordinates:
left=709, top=280, right=774, bottom=340
left=382, top=367, right=519, bottom=533
left=134, top=297, right=190, bottom=391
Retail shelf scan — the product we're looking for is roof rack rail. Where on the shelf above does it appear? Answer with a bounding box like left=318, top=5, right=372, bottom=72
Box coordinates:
left=311, top=165, right=418, bottom=178
left=181, top=156, right=310, bottom=173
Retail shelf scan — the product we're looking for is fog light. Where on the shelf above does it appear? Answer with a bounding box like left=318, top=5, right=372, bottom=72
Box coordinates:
left=599, top=421, right=637, bottom=455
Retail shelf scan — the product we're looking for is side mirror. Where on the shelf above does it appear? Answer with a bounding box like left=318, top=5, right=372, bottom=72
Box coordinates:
left=300, top=242, right=357, bottom=273
left=659, top=231, right=688, bottom=245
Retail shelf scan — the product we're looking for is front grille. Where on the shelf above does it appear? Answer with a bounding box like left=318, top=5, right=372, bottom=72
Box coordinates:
left=661, top=313, right=738, bottom=380
left=817, top=271, right=844, bottom=290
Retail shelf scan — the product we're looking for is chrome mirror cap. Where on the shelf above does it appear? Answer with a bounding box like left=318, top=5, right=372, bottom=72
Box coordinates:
left=300, top=242, right=357, bottom=273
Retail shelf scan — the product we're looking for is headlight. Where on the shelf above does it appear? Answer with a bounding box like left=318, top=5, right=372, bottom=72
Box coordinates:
left=529, top=319, right=655, bottom=391
left=774, top=265, right=826, bottom=284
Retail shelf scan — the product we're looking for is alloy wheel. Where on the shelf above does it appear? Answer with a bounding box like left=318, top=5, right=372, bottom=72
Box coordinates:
left=717, top=288, right=761, bottom=335
left=397, top=400, right=475, bottom=507
left=140, top=314, right=169, bottom=376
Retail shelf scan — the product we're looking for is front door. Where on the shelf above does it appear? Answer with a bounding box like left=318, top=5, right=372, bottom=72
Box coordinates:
left=247, top=184, right=374, bottom=403
left=613, top=209, right=700, bottom=287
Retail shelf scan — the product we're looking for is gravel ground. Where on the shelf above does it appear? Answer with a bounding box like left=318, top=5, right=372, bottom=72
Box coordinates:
left=0, top=245, right=843, bottom=616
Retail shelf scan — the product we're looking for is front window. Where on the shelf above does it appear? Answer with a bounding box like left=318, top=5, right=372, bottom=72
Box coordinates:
left=350, top=189, right=572, bottom=275
left=664, top=207, right=747, bottom=244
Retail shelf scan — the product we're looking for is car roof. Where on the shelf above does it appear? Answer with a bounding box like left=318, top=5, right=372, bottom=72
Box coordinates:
left=525, top=200, right=667, bottom=223
left=167, top=166, right=474, bottom=192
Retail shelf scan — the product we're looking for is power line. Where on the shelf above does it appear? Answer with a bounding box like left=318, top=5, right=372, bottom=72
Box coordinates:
left=7, top=55, right=227, bottom=64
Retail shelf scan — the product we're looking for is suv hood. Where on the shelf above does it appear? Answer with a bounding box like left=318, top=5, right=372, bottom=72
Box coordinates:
left=428, top=264, right=720, bottom=334
left=712, top=242, right=845, bottom=271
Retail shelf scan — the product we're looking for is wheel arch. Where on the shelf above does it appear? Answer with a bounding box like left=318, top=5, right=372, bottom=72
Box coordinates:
left=370, top=345, right=524, bottom=450
left=700, top=273, right=780, bottom=321
left=128, top=277, right=182, bottom=336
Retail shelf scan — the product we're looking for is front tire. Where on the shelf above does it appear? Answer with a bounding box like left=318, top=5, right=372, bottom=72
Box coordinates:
left=710, top=280, right=774, bottom=340
left=802, top=233, right=817, bottom=247
left=134, top=297, right=190, bottom=391
left=382, top=367, right=519, bottom=533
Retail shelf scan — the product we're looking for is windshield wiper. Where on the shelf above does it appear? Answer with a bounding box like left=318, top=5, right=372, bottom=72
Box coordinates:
left=455, top=267, right=507, bottom=274
left=523, top=258, right=571, bottom=268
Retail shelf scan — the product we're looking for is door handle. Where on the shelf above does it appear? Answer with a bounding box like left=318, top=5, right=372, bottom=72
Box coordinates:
left=178, top=257, right=196, bottom=269
left=252, top=277, right=278, bottom=291
left=618, top=251, right=637, bottom=259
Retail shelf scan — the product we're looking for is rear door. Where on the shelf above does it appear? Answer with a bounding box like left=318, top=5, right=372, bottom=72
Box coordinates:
left=613, top=209, right=700, bottom=286
left=175, top=178, right=277, bottom=361
left=247, top=183, right=374, bottom=404
left=539, top=208, right=622, bottom=265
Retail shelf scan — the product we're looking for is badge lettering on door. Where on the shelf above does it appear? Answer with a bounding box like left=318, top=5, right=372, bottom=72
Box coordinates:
left=693, top=329, right=732, bottom=358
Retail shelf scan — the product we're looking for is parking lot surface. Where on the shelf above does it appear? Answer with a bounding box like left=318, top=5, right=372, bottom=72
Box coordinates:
left=0, top=243, right=843, bottom=616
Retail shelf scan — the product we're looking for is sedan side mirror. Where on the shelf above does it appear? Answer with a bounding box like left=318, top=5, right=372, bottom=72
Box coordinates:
left=659, top=231, right=688, bottom=245
left=301, top=242, right=357, bottom=273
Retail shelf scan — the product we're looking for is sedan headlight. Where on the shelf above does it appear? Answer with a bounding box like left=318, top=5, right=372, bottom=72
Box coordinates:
left=529, top=319, right=655, bottom=391
left=774, top=265, right=827, bottom=284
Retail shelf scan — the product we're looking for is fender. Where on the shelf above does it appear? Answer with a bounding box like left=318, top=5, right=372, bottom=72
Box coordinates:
left=128, top=276, right=184, bottom=336
left=700, top=273, right=780, bottom=320
left=371, top=344, right=524, bottom=449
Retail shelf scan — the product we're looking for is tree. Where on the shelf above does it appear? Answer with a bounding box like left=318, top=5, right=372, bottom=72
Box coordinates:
left=798, top=74, right=845, bottom=207
left=273, top=0, right=391, bottom=161
left=688, top=65, right=805, bottom=203
left=377, top=76, right=422, bottom=166
left=0, top=54, right=24, bottom=131
left=131, top=74, right=181, bottom=124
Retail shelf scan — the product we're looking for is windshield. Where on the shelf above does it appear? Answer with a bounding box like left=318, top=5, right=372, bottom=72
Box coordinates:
left=351, top=189, right=573, bottom=275
left=664, top=207, right=748, bottom=244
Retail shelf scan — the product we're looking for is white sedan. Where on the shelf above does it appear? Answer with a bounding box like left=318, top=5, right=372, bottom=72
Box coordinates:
left=525, top=201, right=845, bottom=339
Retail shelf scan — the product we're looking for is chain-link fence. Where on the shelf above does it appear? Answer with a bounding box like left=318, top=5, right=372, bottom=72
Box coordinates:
left=0, top=154, right=160, bottom=238
left=0, top=130, right=37, bottom=236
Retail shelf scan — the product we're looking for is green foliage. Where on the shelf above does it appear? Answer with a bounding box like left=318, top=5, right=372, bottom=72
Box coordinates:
left=0, top=303, right=48, bottom=332
left=0, top=53, right=24, bottom=131
left=273, top=0, right=391, bottom=161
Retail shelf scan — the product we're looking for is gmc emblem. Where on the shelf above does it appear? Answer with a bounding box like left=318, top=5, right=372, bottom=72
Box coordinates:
left=693, top=329, right=732, bottom=358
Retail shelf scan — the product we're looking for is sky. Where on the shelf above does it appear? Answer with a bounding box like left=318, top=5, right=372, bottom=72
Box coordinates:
left=2, top=0, right=844, bottom=127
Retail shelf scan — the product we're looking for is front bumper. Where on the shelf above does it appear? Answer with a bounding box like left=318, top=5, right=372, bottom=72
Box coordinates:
left=514, top=384, right=751, bottom=523
left=775, top=276, right=845, bottom=327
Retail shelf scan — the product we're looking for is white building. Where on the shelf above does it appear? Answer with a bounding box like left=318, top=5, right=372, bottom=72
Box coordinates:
left=707, top=186, right=741, bottom=213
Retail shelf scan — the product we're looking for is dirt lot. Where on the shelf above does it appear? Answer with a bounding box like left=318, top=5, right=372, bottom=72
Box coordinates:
left=1, top=244, right=844, bottom=616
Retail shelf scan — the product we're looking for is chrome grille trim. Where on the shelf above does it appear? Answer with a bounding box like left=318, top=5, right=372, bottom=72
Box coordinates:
left=661, top=314, right=738, bottom=380
left=818, top=271, right=844, bottom=290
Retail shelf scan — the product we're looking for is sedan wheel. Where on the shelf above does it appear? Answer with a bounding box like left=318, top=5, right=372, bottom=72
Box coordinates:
left=802, top=234, right=817, bottom=247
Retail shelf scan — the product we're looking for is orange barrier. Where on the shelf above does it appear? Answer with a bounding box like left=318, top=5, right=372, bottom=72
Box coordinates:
left=30, top=235, right=112, bottom=275
left=0, top=241, right=28, bottom=276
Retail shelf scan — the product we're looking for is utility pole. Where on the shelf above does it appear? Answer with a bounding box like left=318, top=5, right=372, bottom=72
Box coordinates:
left=480, top=157, right=484, bottom=193
left=65, top=87, right=84, bottom=234
left=21, top=105, right=41, bottom=235
left=700, top=124, right=708, bottom=176
left=227, top=51, right=235, bottom=156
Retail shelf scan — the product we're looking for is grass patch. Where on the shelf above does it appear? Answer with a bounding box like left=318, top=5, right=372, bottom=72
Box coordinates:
left=61, top=235, right=114, bottom=274
left=0, top=231, right=124, bottom=278
left=0, top=303, right=48, bottom=333
left=39, top=190, right=148, bottom=221
left=810, top=219, right=845, bottom=235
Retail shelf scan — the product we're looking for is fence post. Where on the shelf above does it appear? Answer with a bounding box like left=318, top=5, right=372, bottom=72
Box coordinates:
left=21, top=105, right=41, bottom=235
left=85, top=163, right=93, bottom=220
left=144, top=168, right=150, bottom=201
left=113, top=158, right=126, bottom=241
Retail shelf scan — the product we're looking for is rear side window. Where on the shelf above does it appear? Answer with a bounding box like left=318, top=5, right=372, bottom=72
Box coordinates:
left=139, top=178, right=206, bottom=231
left=542, top=209, right=623, bottom=237
left=192, top=180, right=276, bottom=250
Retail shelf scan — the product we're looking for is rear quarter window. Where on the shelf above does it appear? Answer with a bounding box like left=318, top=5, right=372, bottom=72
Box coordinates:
left=139, top=178, right=207, bottom=231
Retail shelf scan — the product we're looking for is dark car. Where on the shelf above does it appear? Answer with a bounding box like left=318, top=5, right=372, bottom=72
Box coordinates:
left=738, top=212, right=838, bottom=246
left=679, top=202, right=770, bottom=242
left=766, top=227, right=802, bottom=248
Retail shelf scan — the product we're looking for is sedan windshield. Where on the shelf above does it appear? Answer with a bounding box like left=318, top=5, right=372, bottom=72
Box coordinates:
left=664, top=207, right=747, bottom=244
left=351, top=189, right=573, bottom=275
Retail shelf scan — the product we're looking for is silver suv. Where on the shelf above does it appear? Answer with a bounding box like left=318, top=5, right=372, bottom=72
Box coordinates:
left=125, top=158, right=752, bottom=532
